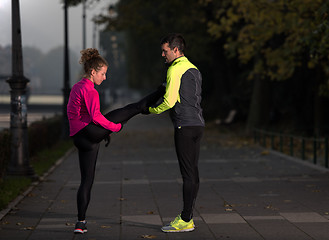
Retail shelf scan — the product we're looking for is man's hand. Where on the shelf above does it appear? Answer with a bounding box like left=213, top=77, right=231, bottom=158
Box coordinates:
left=141, top=106, right=150, bottom=115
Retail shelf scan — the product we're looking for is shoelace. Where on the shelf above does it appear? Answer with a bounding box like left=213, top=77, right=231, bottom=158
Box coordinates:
left=170, top=216, right=181, bottom=225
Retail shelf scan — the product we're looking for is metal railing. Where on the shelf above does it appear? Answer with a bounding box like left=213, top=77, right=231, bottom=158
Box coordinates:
left=253, top=128, right=329, bottom=168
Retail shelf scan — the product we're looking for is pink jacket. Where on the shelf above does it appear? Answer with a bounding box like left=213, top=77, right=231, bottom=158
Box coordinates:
left=67, top=78, right=121, bottom=136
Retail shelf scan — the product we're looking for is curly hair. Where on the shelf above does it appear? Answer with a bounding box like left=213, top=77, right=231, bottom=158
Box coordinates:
left=79, top=48, right=108, bottom=76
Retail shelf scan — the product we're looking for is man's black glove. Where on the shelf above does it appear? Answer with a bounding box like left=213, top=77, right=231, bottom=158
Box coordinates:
left=104, top=135, right=111, bottom=147
left=141, top=106, right=150, bottom=115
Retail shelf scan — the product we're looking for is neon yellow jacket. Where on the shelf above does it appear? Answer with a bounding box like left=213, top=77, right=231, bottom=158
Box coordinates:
left=149, top=56, right=196, bottom=113
left=149, top=56, right=205, bottom=128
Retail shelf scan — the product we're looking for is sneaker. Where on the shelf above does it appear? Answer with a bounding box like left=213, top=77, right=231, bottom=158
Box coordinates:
left=161, top=214, right=195, bottom=232
left=74, top=221, right=87, bottom=234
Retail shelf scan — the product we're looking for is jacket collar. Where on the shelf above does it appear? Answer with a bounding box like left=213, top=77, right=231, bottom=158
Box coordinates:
left=166, top=56, right=186, bottom=67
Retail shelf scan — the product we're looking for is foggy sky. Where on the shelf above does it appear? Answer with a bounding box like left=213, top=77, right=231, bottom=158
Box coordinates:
left=0, top=0, right=117, bottom=55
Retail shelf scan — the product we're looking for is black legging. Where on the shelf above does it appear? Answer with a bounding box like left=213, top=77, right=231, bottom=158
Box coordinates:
left=73, top=131, right=100, bottom=221
left=72, top=87, right=164, bottom=221
left=174, top=126, right=204, bottom=222
left=83, top=87, right=164, bottom=143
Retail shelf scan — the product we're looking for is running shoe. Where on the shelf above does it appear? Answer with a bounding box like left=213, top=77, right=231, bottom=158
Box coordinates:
left=161, top=214, right=195, bottom=232
left=74, top=221, right=87, bottom=234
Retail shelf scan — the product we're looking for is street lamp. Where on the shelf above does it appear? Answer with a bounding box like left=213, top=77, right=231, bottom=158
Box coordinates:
left=62, top=0, right=71, bottom=139
left=6, top=0, right=34, bottom=177
left=82, top=0, right=86, bottom=49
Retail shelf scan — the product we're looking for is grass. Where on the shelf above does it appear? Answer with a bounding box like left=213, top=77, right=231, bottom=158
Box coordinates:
left=0, top=139, right=74, bottom=211
left=30, top=139, right=73, bottom=176
left=0, top=177, right=32, bottom=210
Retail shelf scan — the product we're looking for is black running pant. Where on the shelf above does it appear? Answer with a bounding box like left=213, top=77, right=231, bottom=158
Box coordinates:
left=174, top=126, right=204, bottom=222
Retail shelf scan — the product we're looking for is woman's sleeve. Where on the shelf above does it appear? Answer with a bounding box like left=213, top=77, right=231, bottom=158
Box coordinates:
left=85, top=89, right=122, bottom=132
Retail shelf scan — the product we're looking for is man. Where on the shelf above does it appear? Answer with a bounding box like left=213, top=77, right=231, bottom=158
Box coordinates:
left=148, top=33, right=205, bottom=232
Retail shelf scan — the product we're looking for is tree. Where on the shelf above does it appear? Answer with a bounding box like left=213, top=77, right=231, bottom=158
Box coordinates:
left=203, top=0, right=329, bottom=133
left=106, top=0, right=249, bottom=122
left=111, top=0, right=214, bottom=89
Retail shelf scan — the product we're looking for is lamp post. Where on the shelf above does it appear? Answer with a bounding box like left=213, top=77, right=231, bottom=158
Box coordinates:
left=82, top=0, right=86, bottom=49
left=6, top=0, right=34, bottom=176
left=62, top=0, right=71, bottom=139
left=92, top=15, right=98, bottom=48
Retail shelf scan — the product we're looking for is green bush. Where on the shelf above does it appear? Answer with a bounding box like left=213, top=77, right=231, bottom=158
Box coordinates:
left=0, top=115, right=64, bottom=180
left=28, top=115, right=63, bottom=157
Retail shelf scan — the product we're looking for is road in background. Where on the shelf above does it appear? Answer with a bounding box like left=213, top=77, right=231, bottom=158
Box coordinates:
left=0, top=95, right=63, bottom=130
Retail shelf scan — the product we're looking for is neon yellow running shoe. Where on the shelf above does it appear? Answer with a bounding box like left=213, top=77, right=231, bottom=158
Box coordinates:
left=161, top=214, right=195, bottom=232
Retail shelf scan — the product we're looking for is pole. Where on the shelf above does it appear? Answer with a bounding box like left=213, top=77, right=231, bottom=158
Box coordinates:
left=6, top=0, right=34, bottom=177
left=82, top=0, right=86, bottom=49
left=62, top=0, right=71, bottom=139
left=93, top=18, right=97, bottom=48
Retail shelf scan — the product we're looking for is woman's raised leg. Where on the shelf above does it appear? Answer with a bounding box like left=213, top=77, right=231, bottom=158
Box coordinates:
left=84, top=85, right=165, bottom=143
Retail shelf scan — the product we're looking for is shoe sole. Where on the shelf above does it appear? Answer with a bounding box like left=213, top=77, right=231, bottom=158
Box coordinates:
left=161, top=227, right=195, bottom=233
left=74, top=229, right=88, bottom=234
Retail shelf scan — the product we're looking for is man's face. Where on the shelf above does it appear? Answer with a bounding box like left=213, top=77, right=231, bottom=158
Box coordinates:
left=161, top=43, right=177, bottom=64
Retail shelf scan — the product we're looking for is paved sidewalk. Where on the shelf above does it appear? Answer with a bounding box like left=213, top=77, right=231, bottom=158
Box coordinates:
left=1, top=113, right=329, bottom=240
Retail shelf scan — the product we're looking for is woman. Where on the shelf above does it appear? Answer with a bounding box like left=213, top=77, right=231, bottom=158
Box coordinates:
left=67, top=48, right=163, bottom=234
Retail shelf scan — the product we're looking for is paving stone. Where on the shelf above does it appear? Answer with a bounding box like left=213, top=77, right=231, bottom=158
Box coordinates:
left=1, top=113, right=329, bottom=239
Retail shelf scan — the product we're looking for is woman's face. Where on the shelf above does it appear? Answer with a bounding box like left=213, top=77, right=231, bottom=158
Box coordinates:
left=91, top=65, right=107, bottom=85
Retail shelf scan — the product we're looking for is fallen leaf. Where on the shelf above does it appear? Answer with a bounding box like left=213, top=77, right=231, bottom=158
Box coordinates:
left=101, top=225, right=111, bottom=229
left=16, top=222, right=23, bottom=226
left=23, top=226, right=34, bottom=230
left=223, top=202, right=231, bottom=207
left=119, top=198, right=126, bottom=201
left=65, top=222, right=75, bottom=226
left=261, top=150, right=269, bottom=155
left=147, top=211, right=154, bottom=215
left=225, top=208, right=233, bottom=212
left=264, top=204, right=278, bottom=210
left=141, top=235, right=156, bottom=239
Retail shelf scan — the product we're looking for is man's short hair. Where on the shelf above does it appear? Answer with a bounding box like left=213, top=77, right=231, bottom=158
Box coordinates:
left=160, top=33, right=186, bottom=54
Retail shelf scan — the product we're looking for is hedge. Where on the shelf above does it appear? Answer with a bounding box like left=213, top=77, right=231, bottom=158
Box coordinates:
left=0, top=115, right=63, bottom=180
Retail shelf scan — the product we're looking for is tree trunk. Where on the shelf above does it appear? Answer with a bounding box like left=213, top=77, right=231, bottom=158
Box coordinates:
left=313, top=67, right=327, bottom=136
left=246, top=76, right=271, bottom=134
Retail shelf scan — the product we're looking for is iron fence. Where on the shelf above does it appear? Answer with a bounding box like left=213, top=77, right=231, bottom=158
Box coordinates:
left=254, top=128, right=329, bottom=168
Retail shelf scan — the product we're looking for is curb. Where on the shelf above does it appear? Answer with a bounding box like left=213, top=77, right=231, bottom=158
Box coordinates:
left=0, top=147, right=75, bottom=221
left=269, top=149, right=329, bottom=173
